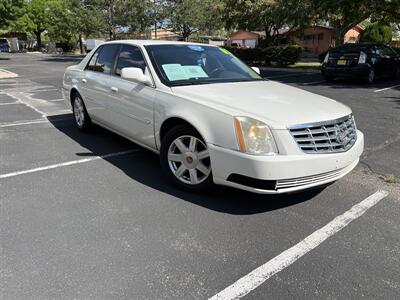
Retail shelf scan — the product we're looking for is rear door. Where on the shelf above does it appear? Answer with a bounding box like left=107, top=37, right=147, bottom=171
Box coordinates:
left=107, top=44, right=156, bottom=148
left=382, top=45, right=398, bottom=77
left=81, top=44, right=120, bottom=123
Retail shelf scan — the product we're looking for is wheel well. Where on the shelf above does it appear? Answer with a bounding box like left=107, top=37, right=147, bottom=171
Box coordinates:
left=70, top=88, right=79, bottom=106
left=159, top=117, right=198, bottom=142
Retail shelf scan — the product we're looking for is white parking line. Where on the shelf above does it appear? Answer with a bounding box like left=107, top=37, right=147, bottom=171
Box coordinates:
left=46, top=98, right=64, bottom=102
left=374, top=84, right=400, bottom=93
left=210, top=190, right=389, bottom=300
left=0, top=117, right=71, bottom=128
left=0, top=149, right=139, bottom=179
left=0, top=102, right=20, bottom=106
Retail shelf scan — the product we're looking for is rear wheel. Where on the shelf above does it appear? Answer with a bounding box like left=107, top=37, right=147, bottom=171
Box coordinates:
left=160, top=125, right=213, bottom=192
left=393, top=66, right=400, bottom=79
left=72, top=93, right=91, bottom=131
left=365, top=68, right=375, bottom=84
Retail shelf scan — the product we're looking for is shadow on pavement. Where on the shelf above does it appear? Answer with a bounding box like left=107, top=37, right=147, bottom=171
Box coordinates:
left=261, top=67, right=400, bottom=91
left=40, top=55, right=84, bottom=63
left=48, top=114, right=324, bottom=215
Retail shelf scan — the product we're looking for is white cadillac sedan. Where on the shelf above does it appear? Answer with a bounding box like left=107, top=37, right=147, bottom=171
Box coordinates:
left=62, top=40, right=364, bottom=194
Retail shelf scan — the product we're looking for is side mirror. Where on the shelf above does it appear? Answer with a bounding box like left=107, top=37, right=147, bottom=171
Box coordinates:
left=121, top=67, right=152, bottom=86
left=251, top=66, right=260, bottom=75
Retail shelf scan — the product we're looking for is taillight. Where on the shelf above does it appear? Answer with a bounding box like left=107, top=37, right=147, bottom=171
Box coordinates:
left=358, top=51, right=367, bottom=64
left=323, top=52, right=330, bottom=63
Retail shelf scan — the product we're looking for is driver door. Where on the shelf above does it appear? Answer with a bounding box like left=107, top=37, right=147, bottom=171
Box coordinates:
left=107, top=44, right=156, bottom=149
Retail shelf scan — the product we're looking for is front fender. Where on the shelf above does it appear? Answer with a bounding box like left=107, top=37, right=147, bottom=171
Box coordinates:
left=154, top=90, right=238, bottom=151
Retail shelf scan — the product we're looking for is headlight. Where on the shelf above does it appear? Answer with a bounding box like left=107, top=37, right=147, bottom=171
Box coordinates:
left=234, top=116, right=278, bottom=155
left=358, top=51, right=367, bottom=64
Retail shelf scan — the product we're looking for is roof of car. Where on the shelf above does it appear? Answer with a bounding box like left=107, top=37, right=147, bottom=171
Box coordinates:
left=103, top=39, right=216, bottom=47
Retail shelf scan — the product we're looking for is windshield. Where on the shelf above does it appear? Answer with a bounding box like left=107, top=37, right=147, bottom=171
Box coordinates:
left=145, top=44, right=263, bottom=86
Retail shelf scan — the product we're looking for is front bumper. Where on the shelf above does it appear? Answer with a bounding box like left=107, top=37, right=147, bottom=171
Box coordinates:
left=322, top=64, right=370, bottom=78
left=209, top=130, right=364, bottom=194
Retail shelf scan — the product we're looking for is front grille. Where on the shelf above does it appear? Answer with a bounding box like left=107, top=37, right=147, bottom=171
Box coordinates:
left=289, top=115, right=357, bottom=154
left=276, top=168, right=344, bottom=189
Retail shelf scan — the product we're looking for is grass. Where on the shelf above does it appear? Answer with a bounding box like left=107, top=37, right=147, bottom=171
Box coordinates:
left=382, top=174, right=398, bottom=184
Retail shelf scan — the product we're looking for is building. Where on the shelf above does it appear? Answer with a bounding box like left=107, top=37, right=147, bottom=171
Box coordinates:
left=289, top=26, right=334, bottom=55
left=151, top=28, right=181, bottom=41
left=227, top=31, right=261, bottom=48
left=228, top=27, right=334, bottom=54
left=344, top=24, right=365, bottom=44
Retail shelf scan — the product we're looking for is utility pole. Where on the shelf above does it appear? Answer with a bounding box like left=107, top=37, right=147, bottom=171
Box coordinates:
left=109, top=0, right=116, bottom=40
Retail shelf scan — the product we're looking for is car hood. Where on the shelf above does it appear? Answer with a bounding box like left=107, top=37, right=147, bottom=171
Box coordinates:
left=171, top=80, right=352, bottom=129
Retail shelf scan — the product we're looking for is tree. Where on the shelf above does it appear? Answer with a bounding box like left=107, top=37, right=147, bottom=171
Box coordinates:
left=13, top=0, right=65, bottom=49
left=311, top=0, right=399, bottom=46
left=166, top=0, right=223, bottom=41
left=361, top=22, right=393, bottom=44
left=222, top=0, right=313, bottom=45
left=0, top=0, right=25, bottom=29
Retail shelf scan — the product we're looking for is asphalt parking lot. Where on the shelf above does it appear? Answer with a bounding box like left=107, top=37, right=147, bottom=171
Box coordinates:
left=1, top=52, right=400, bottom=299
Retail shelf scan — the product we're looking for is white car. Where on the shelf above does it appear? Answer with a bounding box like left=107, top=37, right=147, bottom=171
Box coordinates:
left=62, top=40, right=364, bottom=194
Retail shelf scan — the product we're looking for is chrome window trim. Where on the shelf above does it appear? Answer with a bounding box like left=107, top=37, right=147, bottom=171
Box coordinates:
left=287, top=114, right=352, bottom=130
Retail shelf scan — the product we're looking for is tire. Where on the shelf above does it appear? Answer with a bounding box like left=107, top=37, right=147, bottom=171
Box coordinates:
left=393, top=66, right=400, bottom=79
left=160, top=125, right=213, bottom=192
left=72, top=93, right=91, bottom=131
left=365, top=68, right=375, bottom=84
left=324, top=75, right=334, bottom=82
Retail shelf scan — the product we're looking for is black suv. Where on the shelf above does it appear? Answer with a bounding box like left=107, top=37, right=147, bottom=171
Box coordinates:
left=321, top=44, right=399, bottom=83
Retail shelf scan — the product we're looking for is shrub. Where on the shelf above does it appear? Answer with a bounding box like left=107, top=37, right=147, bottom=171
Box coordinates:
left=360, top=22, right=393, bottom=44
left=223, top=45, right=303, bottom=67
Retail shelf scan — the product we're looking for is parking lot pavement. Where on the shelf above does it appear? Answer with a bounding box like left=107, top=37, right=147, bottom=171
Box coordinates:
left=1, top=53, right=400, bottom=299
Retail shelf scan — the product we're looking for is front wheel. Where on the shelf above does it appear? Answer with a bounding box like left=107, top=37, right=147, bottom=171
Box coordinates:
left=160, top=125, right=213, bottom=192
left=72, top=93, right=91, bottom=131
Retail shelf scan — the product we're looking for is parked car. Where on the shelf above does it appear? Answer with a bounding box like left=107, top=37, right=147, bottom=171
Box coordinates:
left=321, top=43, right=400, bottom=83
left=63, top=40, right=364, bottom=194
left=0, top=38, right=10, bottom=53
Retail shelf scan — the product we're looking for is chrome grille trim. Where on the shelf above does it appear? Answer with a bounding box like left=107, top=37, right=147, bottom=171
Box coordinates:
left=276, top=168, right=344, bottom=189
left=288, top=115, right=357, bottom=154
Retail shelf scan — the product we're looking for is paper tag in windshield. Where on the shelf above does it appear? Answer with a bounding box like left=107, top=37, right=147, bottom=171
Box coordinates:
left=162, top=64, right=189, bottom=81
left=181, top=65, right=208, bottom=78
left=162, top=64, right=208, bottom=81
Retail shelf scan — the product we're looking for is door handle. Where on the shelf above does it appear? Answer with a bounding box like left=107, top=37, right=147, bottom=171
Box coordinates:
left=82, top=78, right=87, bottom=83
left=111, top=87, right=118, bottom=93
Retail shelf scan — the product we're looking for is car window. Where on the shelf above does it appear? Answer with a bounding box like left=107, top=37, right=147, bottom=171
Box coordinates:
left=93, top=44, right=120, bottom=74
left=382, top=46, right=395, bottom=57
left=145, top=44, right=262, bottom=86
left=86, top=47, right=102, bottom=71
left=115, top=45, right=146, bottom=76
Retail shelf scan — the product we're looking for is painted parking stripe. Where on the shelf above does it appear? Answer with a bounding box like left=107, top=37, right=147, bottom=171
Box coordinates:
left=374, top=84, right=400, bottom=93
left=267, top=73, right=316, bottom=79
left=210, top=190, right=389, bottom=300
left=0, top=149, right=139, bottom=179
left=0, top=102, right=20, bottom=106
left=0, top=119, right=48, bottom=128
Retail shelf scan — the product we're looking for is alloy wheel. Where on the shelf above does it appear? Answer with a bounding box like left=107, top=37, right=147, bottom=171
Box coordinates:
left=73, top=96, right=85, bottom=127
left=167, top=135, right=211, bottom=185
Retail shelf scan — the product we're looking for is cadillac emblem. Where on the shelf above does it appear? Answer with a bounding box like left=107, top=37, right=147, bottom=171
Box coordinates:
left=337, top=130, right=346, bottom=143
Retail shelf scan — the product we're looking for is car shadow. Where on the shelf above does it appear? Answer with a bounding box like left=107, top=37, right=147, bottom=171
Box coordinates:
left=47, top=114, right=325, bottom=215
left=40, top=55, right=85, bottom=63
left=260, top=67, right=400, bottom=90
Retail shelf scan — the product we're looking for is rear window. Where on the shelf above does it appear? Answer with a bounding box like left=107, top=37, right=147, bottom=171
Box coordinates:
left=333, top=44, right=372, bottom=53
